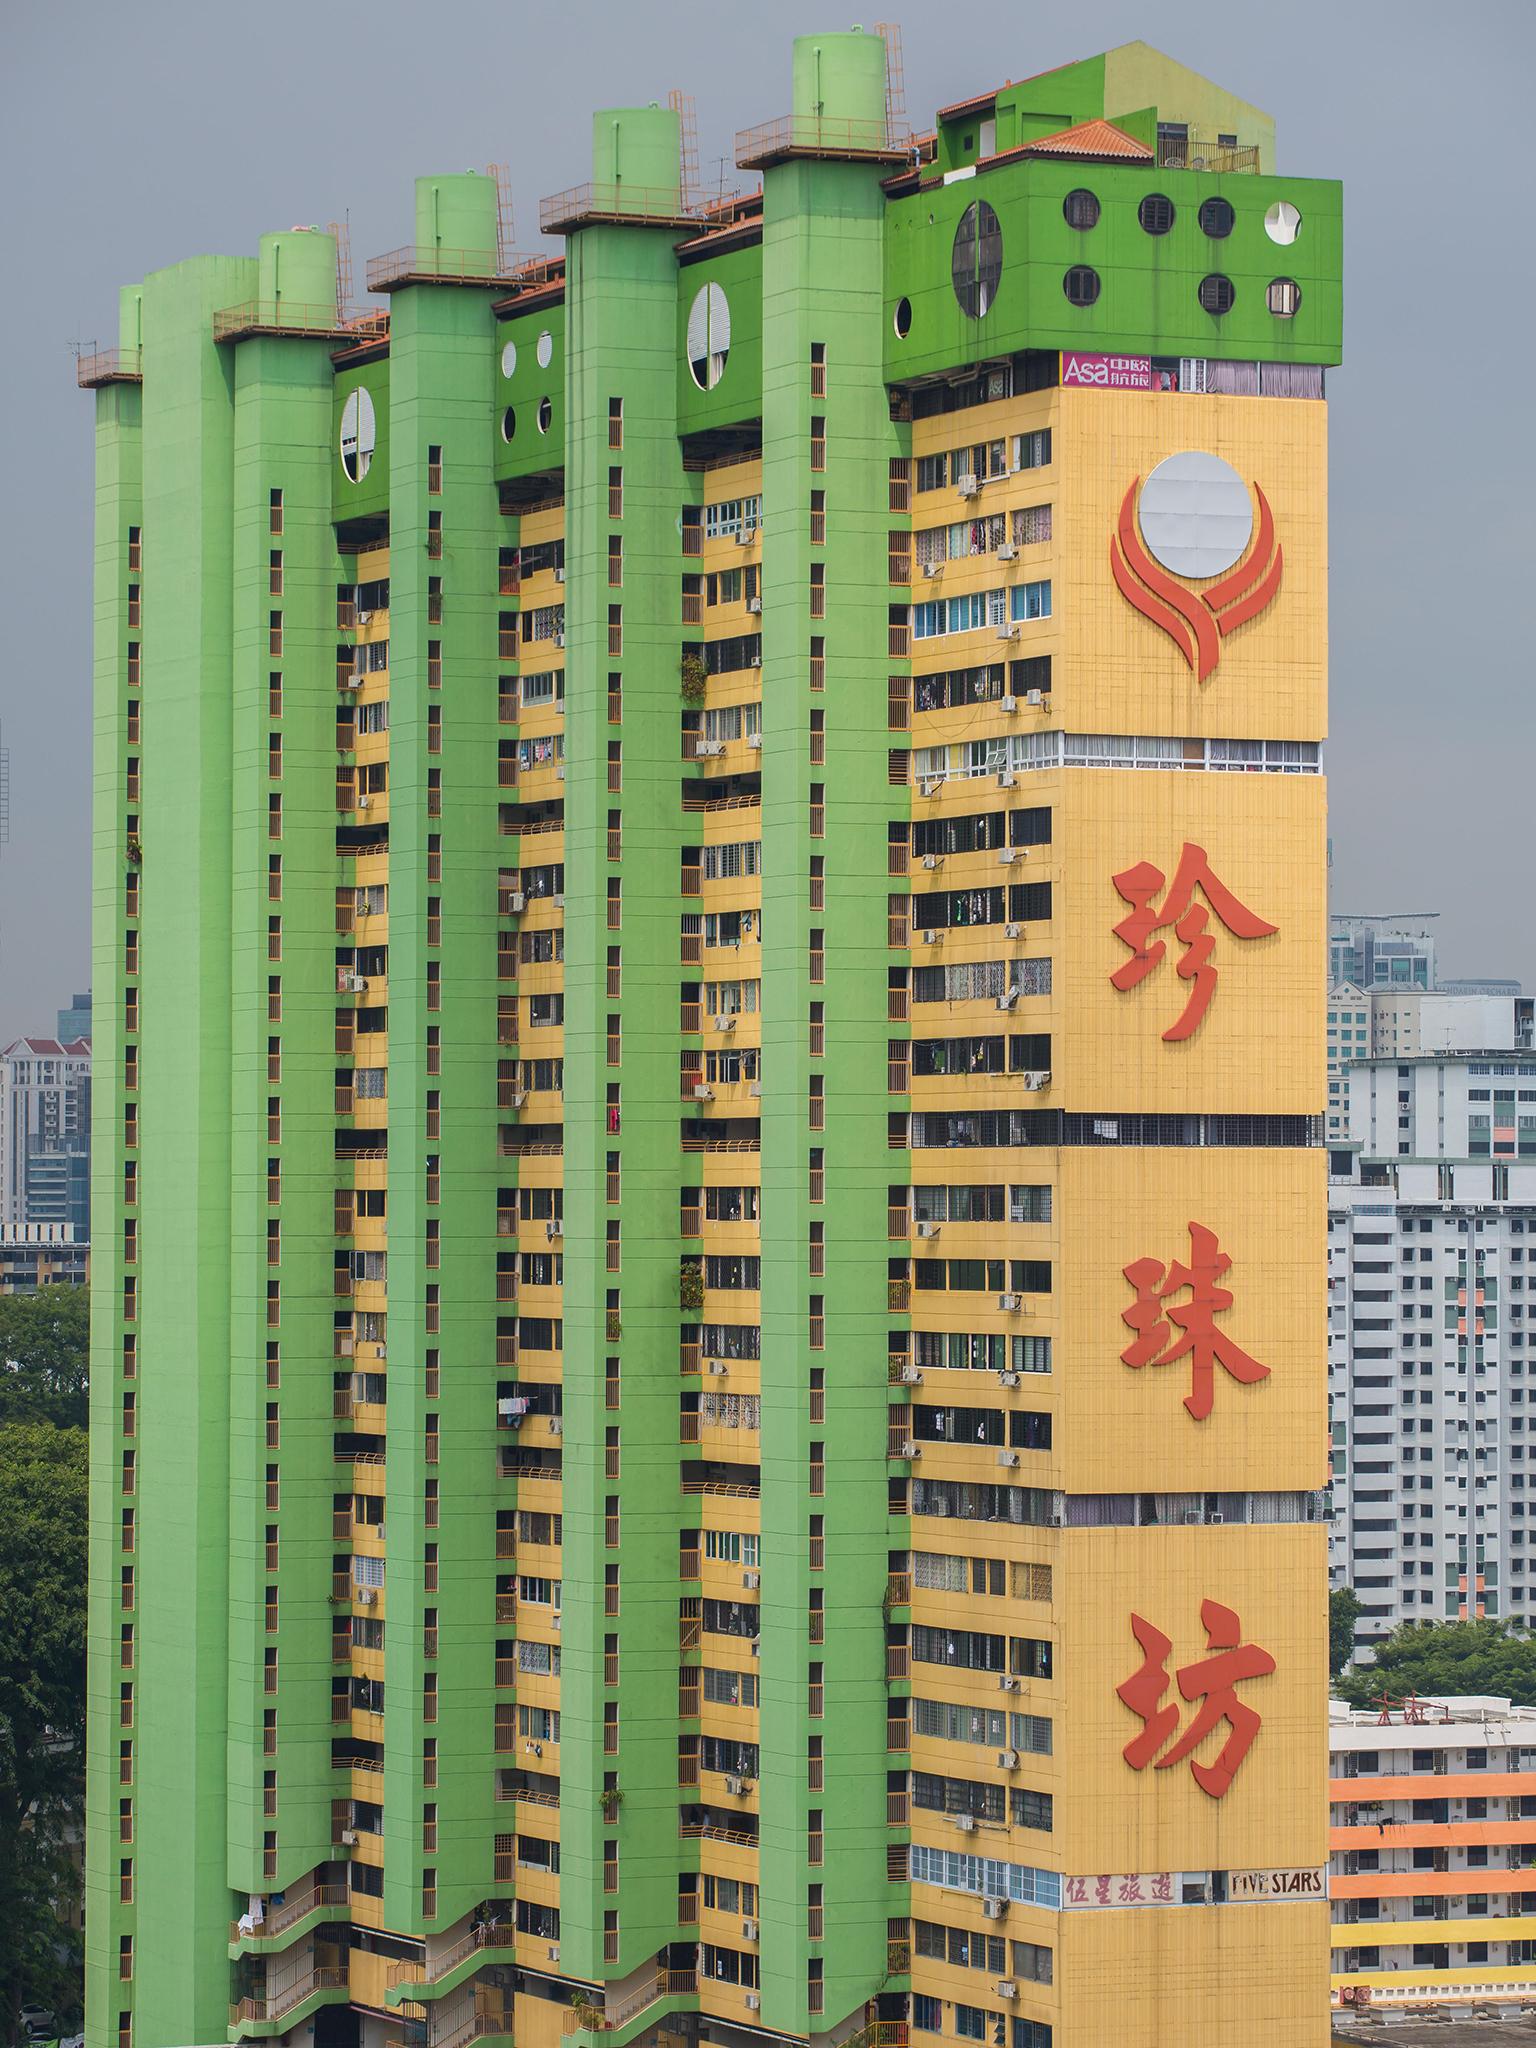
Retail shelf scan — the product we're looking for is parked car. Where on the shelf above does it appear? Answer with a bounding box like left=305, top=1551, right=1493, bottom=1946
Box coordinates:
left=20, top=2010, right=56, bottom=2043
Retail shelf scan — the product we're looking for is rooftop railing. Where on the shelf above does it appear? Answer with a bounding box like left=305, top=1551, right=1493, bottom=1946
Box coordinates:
left=538, top=182, right=701, bottom=234
left=1155, top=136, right=1262, bottom=173
left=75, top=347, right=142, bottom=387
left=212, top=301, right=388, bottom=343
left=365, top=246, right=517, bottom=291
left=735, top=113, right=912, bottom=169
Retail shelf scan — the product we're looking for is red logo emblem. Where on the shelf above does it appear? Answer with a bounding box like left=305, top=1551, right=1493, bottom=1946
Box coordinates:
left=1110, top=452, right=1284, bottom=682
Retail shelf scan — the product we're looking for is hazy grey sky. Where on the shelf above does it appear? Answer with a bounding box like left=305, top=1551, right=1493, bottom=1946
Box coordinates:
left=2, top=0, right=1532, bottom=1042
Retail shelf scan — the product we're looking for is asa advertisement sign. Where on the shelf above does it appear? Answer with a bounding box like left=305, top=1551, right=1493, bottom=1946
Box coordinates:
left=1062, top=351, right=1153, bottom=390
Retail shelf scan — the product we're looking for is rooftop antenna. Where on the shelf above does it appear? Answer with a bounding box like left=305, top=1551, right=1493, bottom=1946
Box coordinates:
left=487, top=164, right=516, bottom=273
left=329, top=217, right=354, bottom=325
left=669, top=89, right=700, bottom=211
left=874, top=21, right=907, bottom=146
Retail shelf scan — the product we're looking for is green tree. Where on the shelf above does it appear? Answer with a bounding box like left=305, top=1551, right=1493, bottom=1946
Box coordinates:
left=0, top=1422, right=88, bottom=2042
left=0, top=1286, right=90, bottom=1429
left=1330, top=1585, right=1363, bottom=1678
left=1335, top=1616, right=1536, bottom=1712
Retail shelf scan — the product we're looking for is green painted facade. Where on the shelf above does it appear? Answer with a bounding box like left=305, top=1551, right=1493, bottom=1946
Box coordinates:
left=86, top=32, right=1341, bottom=2048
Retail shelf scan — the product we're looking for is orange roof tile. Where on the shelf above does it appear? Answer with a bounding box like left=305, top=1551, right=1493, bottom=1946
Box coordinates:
left=1022, top=118, right=1153, bottom=161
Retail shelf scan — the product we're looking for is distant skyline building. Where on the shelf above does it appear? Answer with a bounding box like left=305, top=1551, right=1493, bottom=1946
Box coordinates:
left=1329, top=1041, right=1536, bottom=1658
left=58, top=990, right=93, bottom=1041
left=0, top=1026, right=91, bottom=1233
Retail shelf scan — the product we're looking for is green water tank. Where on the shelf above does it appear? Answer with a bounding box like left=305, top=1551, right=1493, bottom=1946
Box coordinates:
left=257, top=228, right=337, bottom=315
left=791, top=27, right=887, bottom=128
left=591, top=104, right=680, bottom=209
left=415, top=173, right=499, bottom=260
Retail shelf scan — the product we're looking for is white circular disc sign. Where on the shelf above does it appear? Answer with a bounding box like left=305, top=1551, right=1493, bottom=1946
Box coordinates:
left=1138, top=451, right=1253, bottom=579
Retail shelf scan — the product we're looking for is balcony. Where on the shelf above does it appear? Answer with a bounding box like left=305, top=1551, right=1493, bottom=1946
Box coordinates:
left=366, top=246, right=515, bottom=291
left=76, top=347, right=142, bottom=387
left=385, top=1920, right=514, bottom=1990
left=735, top=113, right=911, bottom=169
left=213, top=301, right=388, bottom=345
left=560, top=1967, right=699, bottom=2036
left=539, top=182, right=701, bottom=235
left=229, top=1883, right=348, bottom=1944
left=230, top=1965, right=347, bottom=2023
left=1155, top=135, right=1261, bottom=173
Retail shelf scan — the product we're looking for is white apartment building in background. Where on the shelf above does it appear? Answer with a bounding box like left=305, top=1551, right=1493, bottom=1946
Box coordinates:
left=0, top=1033, right=91, bottom=1230
left=1327, top=985, right=1532, bottom=1144
left=1329, top=1050, right=1536, bottom=1657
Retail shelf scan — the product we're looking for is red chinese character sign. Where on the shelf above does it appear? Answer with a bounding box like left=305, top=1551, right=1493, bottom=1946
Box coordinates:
left=1122, top=1221, right=1269, bottom=1420
left=1110, top=451, right=1284, bottom=682
left=1117, top=1600, right=1276, bottom=1799
left=1111, top=842, right=1278, bottom=1042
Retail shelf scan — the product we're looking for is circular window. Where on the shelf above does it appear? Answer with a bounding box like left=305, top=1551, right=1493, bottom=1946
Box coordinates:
left=537, top=396, right=553, bottom=434
left=1138, top=452, right=1254, bottom=579
left=501, top=406, right=517, bottom=443
left=1198, top=196, right=1235, bottom=239
left=1197, top=273, right=1236, bottom=315
left=1063, top=188, right=1100, bottom=231
left=1063, top=265, right=1101, bottom=308
left=1264, top=200, right=1302, bottom=246
left=685, top=282, right=731, bottom=390
left=893, top=296, right=912, bottom=339
left=1138, top=192, right=1176, bottom=236
left=500, top=339, right=517, bottom=379
left=951, top=200, right=1002, bottom=319
left=536, top=329, right=554, bottom=368
left=339, top=387, right=376, bottom=482
left=1266, top=277, right=1302, bottom=318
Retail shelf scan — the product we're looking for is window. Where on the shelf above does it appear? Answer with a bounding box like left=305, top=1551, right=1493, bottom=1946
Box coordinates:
left=1198, top=196, right=1235, bottom=238
left=1138, top=193, right=1175, bottom=235
left=951, top=200, right=1003, bottom=319
left=1267, top=277, right=1302, bottom=317
left=1063, top=266, right=1100, bottom=308
left=1062, top=189, right=1099, bottom=231
left=1198, top=274, right=1236, bottom=315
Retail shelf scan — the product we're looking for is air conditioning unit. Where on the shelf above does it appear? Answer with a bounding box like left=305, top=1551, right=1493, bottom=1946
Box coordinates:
left=1000, top=695, right=1018, bottom=714
left=341, top=674, right=361, bottom=690
left=714, top=1015, right=736, bottom=1032
left=744, top=1995, right=761, bottom=2012
left=900, top=1438, right=921, bottom=1460
left=696, top=740, right=726, bottom=758
left=998, top=1675, right=1020, bottom=1692
left=982, top=1896, right=1008, bottom=1921
left=998, top=1371, right=1020, bottom=1389
left=746, top=733, right=763, bottom=749
left=693, top=1083, right=714, bottom=1101
left=555, top=567, right=565, bottom=583
left=552, top=891, right=565, bottom=908
left=743, top=1570, right=760, bottom=1590
left=900, top=1364, right=924, bottom=1385
left=922, top=563, right=941, bottom=579
left=996, top=545, right=1018, bottom=562
left=749, top=1637, right=760, bottom=1657
left=507, top=891, right=526, bottom=912
left=343, top=973, right=366, bottom=992
left=549, top=1417, right=563, bottom=1436
left=555, top=633, right=566, bottom=647
left=923, top=931, right=943, bottom=945
left=916, top=1221, right=940, bottom=1239
left=997, top=1749, right=1020, bottom=1771
left=748, top=1079, right=761, bottom=1096
left=725, top=1773, right=746, bottom=1795
left=548, top=1946, right=561, bottom=1963
left=997, top=771, right=1016, bottom=789
left=997, top=854, right=1020, bottom=874
left=995, top=1982, right=1017, bottom=2002
left=545, top=1221, right=562, bottom=1240
left=922, top=854, right=943, bottom=870
left=920, top=778, right=943, bottom=799
left=1208, top=1513, right=1225, bottom=1525
left=957, top=476, right=979, bottom=499
left=1025, top=689, right=1045, bottom=708
left=509, top=1088, right=527, bottom=1109
left=737, top=530, right=755, bottom=548
left=743, top=1918, right=760, bottom=1941
left=1004, top=922, right=1022, bottom=939
left=341, top=1828, right=358, bottom=1845
left=1182, top=1512, right=1202, bottom=1525
left=707, top=1360, right=729, bottom=1377
left=953, top=1814, right=976, bottom=1833
left=995, top=624, right=1019, bottom=642
left=748, top=653, right=762, bottom=668
left=359, top=1588, right=378, bottom=1607
left=998, top=1293, right=1022, bottom=1313
left=357, top=608, right=373, bottom=625
left=997, top=1449, right=1020, bottom=1468
left=1022, top=1070, right=1051, bottom=1091
left=357, top=793, right=371, bottom=810
left=747, top=597, right=763, bottom=614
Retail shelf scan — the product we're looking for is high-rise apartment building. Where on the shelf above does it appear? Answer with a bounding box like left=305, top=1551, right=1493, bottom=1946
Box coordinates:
left=1329, top=1695, right=1536, bottom=2013
left=1329, top=1050, right=1536, bottom=1656
left=1330, top=915, right=1438, bottom=995
left=83, top=34, right=1339, bottom=2048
